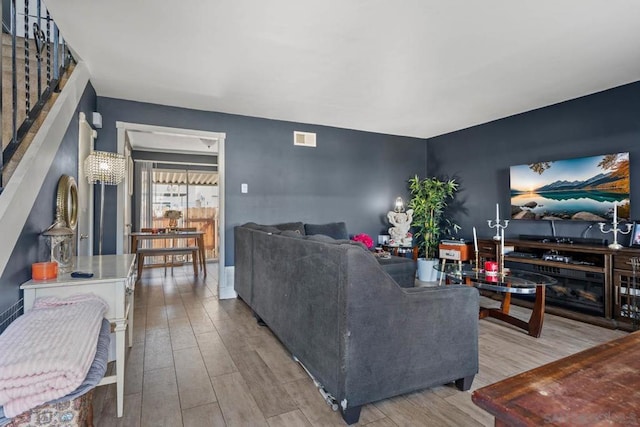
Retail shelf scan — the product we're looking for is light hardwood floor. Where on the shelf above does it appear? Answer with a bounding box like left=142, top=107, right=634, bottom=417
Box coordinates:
left=93, top=264, right=626, bottom=426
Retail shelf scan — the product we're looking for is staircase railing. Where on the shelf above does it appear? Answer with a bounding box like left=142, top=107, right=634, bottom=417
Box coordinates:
left=0, top=0, right=73, bottom=193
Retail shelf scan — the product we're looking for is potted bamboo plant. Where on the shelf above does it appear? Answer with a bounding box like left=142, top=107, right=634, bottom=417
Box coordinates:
left=408, top=175, right=460, bottom=281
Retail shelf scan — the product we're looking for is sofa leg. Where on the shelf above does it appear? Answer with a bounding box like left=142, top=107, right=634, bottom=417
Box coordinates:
left=455, top=375, right=475, bottom=391
left=252, top=310, right=267, bottom=326
left=340, top=406, right=362, bottom=425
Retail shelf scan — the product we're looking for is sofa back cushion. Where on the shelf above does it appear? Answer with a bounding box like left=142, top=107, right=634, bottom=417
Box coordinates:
left=272, top=221, right=306, bottom=234
left=241, top=222, right=282, bottom=234
left=305, top=222, right=348, bottom=240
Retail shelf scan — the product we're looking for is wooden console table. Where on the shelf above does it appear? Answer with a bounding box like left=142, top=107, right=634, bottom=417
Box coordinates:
left=21, top=255, right=136, bottom=418
left=472, top=331, right=640, bottom=426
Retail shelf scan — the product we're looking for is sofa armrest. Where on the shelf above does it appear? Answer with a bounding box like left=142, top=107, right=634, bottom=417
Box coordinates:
left=342, top=282, right=479, bottom=406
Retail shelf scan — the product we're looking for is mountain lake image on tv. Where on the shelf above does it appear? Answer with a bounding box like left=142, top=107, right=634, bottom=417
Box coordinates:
left=510, top=152, right=630, bottom=221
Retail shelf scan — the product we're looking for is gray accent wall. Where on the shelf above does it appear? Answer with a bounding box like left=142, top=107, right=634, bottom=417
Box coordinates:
left=426, top=81, right=640, bottom=243
left=0, top=82, right=97, bottom=312
left=96, top=97, right=428, bottom=264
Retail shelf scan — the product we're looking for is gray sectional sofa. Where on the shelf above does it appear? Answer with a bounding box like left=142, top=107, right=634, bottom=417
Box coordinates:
left=234, top=221, right=479, bottom=424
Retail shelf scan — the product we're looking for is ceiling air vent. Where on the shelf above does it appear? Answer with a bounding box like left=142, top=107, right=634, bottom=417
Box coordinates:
left=294, top=131, right=316, bottom=147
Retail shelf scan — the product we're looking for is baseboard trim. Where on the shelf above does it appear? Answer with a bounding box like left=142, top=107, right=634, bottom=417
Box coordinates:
left=219, top=266, right=237, bottom=300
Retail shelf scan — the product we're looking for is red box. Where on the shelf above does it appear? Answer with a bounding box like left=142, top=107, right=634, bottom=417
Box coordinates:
left=32, top=262, right=58, bottom=280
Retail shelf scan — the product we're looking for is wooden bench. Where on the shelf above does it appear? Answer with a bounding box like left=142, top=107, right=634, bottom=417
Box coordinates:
left=136, top=246, right=199, bottom=278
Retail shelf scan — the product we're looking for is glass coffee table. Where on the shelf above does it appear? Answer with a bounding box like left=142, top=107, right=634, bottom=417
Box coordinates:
left=438, top=264, right=557, bottom=337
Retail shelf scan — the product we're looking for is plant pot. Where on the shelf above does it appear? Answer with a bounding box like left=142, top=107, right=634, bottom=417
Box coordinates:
left=417, top=258, right=440, bottom=282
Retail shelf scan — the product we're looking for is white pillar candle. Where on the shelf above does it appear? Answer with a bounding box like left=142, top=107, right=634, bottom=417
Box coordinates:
left=473, top=226, right=478, bottom=252
left=613, top=202, right=617, bottom=224
left=496, top=203, right=500, bottom=222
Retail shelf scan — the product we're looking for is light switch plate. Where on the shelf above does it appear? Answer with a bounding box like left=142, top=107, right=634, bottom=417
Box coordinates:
left=241, top=183, right=248, bottom=193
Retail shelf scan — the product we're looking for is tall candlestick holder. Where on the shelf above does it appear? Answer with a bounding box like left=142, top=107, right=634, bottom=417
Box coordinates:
left=599, top=220, right=632, bottom=250
left=474, top=250, right=480, bottom=272
left=487, top=219, right=509, bottom=241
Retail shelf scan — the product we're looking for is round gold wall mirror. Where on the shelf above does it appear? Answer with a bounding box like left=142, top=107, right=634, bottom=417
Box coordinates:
left=56, top=175, right=78, bottom=230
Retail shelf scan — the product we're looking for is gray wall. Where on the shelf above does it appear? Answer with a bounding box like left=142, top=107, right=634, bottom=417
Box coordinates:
left=0, top=82, right=97, bottom=312
left=426, top=80, right=640, bottom=243
left=96, top=97, right=428, bottom=264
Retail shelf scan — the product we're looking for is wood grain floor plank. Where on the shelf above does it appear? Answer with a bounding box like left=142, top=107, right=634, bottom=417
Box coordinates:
left=197, top=330, right=238, bottom=378
left=216, top=326, right=257, bottom=361
left=165, top=300, right=188, bottom=320
left=143, top=328, right=174, bottom=371
left=276, top=370, right=383, bottom=425
left=219, top=298, right=267, bottom=338
left=174, top=346, right=218, bottom=409
left=183, top=402, right=227, bottom=427
left=363, top=418, right=399, bottom=427
left=186, top=304, right=217, bottom=335
left=405, top=389, right=484, bottom=426
left=283, top=377, right=349, bottom=426
left=374, top=395, right=444, bottom=427
left=443, top=392, right=493, bottom=427
left=169, top=315, right=199, bottom=350
left=132, top=305, right=147, bottom=344
left=212, top=372, right=268, bottom=427
left=124, top=341, right=145, bottom=395
left=145, top=305, right=168, bottom=330
left=141, top=366, right=182, bottom=426
left=94, top=387, right=142, bottom=427
left=233, top=349, right=298, bottom=417
left=247, top=332, right=307, bottom=384
left=267, top=409, right=313, bottom=427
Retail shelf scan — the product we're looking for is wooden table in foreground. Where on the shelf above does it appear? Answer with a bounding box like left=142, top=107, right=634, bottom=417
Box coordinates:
left=472, top=331, right=640, bottom=426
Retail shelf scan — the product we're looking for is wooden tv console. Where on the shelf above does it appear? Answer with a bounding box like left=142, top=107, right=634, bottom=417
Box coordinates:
left=477, top=238, right=640, bottom=331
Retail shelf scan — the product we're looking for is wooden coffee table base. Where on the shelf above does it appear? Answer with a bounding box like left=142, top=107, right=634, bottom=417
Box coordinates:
left=471, top=279, right=546, bottom=338
left=472, top=331, right=640, bottom=426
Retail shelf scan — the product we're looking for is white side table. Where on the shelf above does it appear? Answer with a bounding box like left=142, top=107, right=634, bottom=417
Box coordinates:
left=20, top=254, right=136, bottom=418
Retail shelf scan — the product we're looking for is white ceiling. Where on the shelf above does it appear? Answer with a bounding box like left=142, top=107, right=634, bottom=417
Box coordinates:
left=46, top=1, right=640, bottom=139
left=127, top=130, right=218, bottom=155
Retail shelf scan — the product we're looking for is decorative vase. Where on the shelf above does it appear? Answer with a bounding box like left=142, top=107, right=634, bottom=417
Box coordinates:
left=169, top=218, right=178, bottom=229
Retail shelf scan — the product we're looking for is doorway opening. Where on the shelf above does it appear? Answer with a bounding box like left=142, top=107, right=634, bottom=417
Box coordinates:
left=115, top=122, right=228, bottom=298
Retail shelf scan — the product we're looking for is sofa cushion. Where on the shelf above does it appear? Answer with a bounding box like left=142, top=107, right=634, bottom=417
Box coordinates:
left=281, top=230, right=304, bottom=239
left=305, top=222, right=348, bottom=240
left=272, top=221, right=306, bottom=234
left=337, top=239, right=368, bottom=251
left=241, top=222, right=282, bottom=234
left=305, top=234, right=369, bottom=251
left=306, top=234, right=337, bottom=243
left=377, top=256, right=416, bottom=288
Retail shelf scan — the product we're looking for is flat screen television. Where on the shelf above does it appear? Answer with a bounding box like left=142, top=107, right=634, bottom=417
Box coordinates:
left=510, top=152, right=630, bottom=221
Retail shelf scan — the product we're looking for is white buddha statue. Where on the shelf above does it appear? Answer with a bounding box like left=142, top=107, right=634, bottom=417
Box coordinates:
left=387, top=209, right=413, bottom=246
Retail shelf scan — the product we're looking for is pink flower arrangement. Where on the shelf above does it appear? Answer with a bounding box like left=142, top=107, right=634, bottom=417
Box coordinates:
left=352, top=233, right=374, bottom=249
